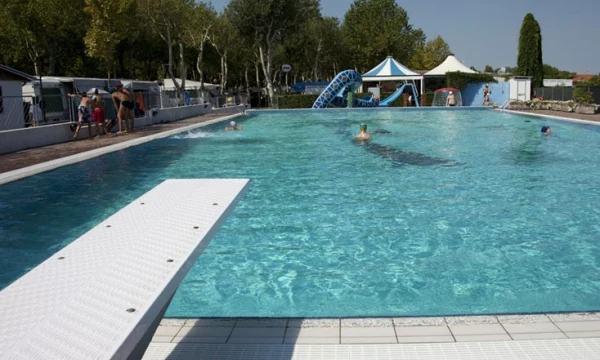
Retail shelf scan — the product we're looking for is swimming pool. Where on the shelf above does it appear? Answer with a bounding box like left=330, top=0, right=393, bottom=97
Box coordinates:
left=1, top=109, right=600, bottom=318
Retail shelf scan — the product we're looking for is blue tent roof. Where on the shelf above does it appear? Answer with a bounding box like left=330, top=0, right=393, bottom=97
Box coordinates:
left=363, top=56, right=420, bottom=78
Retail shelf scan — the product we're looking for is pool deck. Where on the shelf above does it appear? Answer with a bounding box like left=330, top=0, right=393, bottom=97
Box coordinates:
left=513, top=110, right=600, bottom=123
left=144, top=314, right=600, bottom=359
left=0, top=110, right=242, bottom=175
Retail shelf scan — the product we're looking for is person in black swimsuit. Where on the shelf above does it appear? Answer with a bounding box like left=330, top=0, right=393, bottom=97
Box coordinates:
left=110, top=84, right=135, bottom=133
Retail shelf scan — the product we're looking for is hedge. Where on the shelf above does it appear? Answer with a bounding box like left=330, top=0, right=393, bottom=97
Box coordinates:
left=445, top=72, right=497, bottom=90
left=277, top=91, right=433, bottom=109
left=277, top=94, right=319, bottom=109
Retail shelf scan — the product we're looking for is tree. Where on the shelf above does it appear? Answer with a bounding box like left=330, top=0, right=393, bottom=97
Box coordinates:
left=228, top=0, right=319, bottom=100
left=187, top=2, right=217, bottom=90
left=469, top=66, right=478, bottom=72
left=144, top=0, right=194, bottom=102
left=517, top=13, right=543, bottom=88
left=410, top=35, right=451, bottom=70
left=84, top=0, right=136, bottom=81
left=543, top=64, right=576, bottom=79
left=484, top=65, right=494, bottom=73
left=579, top=75, right=600, bottom=87
left=210, top=12, right=239, bottom=93
left=343, top=0, right=424, bottom=72
left=0, top=0, right=86, bottom=76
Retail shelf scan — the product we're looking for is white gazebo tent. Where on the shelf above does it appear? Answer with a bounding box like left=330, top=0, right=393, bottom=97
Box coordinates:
left=425, top=55, right=477, bottom=76
left=362, top=56, right=424, bottom=94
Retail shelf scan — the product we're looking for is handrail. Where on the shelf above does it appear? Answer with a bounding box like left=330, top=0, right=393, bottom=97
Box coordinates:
left=500, top=99, right=511, bottom=111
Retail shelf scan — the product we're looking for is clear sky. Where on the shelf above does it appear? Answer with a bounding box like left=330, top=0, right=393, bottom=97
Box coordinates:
left=208, top=0, right=600, bottom=74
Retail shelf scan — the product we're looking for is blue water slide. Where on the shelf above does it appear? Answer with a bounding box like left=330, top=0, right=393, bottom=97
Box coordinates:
left=312, top=70, right=378, bottom=108
left=379, top=83, right=420, bottom=107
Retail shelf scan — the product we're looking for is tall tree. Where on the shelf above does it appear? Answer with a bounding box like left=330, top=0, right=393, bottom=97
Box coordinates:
left=484, top=65, right=494, bottom=73
left=342, top=0, right=424, bottom=72
left=517, top=13, right=544, bottom=88
left=187, top=2, right=217, bottom=90
left=210, top=12, right=239, bottom=93
left=144, top=0, right=194, bottom=101
left=228, top=0, right=319, bottom=100
left=84, top=0, right=136, bottom=81
left=410, top=35, right=451, bottom=70
left=0, top=0, right=85, bottom=76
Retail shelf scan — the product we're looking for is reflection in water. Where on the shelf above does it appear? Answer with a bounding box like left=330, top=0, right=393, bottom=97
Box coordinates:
left=359, top=142, right=457, bottom=166
left=508, top=131, right=543, bottom=165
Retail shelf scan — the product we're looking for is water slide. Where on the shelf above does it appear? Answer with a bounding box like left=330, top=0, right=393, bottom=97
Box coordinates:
left=379, top=83, right=420, bottom=107
left=312, top=70, right=379, bottom=109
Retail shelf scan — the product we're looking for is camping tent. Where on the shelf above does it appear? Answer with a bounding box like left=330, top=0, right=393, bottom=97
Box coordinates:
left=362, top=56, right=424, bottom=94
left=425, top=55, right=477, bottom=76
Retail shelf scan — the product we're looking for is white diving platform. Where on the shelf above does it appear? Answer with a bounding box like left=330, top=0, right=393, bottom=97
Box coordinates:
left=0, top=179, right=250, bottom=360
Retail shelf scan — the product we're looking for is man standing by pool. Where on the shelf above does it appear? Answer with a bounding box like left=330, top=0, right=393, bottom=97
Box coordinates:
left=111, top=84, right=135, bottom=134
left=446, top=91, right=456, bottom=107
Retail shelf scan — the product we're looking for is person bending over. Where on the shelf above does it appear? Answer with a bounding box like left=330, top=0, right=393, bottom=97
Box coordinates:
left=68, top=92, right=94, bottom=139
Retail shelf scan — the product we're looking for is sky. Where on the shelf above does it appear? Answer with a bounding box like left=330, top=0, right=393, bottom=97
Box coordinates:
left=208, top=0, right=600, bottom=74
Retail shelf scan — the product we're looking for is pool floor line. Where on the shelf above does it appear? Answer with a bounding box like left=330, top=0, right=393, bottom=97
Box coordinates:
left=0, top=113, right=242, bottom=185
left=503, top=109, right=600, bottom=126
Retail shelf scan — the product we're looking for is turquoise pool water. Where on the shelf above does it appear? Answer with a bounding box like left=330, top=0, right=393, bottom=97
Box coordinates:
left=1, top=109, right=600, bottom=318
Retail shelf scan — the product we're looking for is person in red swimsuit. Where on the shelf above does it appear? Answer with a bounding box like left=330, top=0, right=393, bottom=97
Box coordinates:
left=91, top=90, right=107, bottom=137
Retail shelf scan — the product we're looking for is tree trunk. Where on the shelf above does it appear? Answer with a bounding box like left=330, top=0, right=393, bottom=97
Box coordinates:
left=196, top=44, right=205, bottom=91
left=166, top=26, right=181, bottom=102
left=178, top=39, right=186, bottom=104
left=258, top=44, right=274, bottom=100
left=222, top=51, right=228, bottom=93
left=312, top=40, right=322, bottom=82
left=244, top=65, right=250, bottom=96
left=255, top=62, right=260, bottom=87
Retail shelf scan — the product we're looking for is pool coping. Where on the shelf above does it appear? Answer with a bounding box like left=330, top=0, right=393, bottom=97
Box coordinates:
left=149, top=313, right=600, bottom=348
left=503, top=109, right=600, bottom=126
left=0, top=113, right=242, bottom=185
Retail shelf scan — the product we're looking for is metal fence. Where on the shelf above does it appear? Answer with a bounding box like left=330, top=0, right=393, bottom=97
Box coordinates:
left=160, top=89, right=249, bottom=109
left=535, top=86, right=600, bottom=104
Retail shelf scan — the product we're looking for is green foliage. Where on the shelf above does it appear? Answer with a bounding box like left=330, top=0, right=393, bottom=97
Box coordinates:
left=484, top=65, right=494, bottom=73
left=277, top=94, right=319, bottom=108
left=84, top=0, right=136, bottom=76
left=577, top=75, right=600, bottom=87
left=516, top=13, right=544, bottom=88
left=543, top=64, right=576, bottom=79
left=410, top=35, right=452, bottom=70
left=573, top=87, right=594, bottom=104
left=277, top=91, right=431, bottom=109
left=445, top=72, right=497, bottom=90
left=342, top=0, right=425, bottom=72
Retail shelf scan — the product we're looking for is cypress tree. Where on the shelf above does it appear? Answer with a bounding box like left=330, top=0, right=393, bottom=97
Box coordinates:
left=517, top=13, right=544, bottom=88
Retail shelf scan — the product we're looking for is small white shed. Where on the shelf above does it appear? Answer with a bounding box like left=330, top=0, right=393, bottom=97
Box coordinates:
left=0, top=80, right=25, bottom=131
left=509, top=77, right=532, bottom=101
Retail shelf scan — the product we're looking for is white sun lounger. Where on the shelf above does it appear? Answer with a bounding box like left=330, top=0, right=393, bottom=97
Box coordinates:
left=0, top=179, right=250, bottom=360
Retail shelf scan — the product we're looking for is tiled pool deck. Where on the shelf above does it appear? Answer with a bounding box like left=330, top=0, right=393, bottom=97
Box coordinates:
left=150, top=313, right=600, bottom=345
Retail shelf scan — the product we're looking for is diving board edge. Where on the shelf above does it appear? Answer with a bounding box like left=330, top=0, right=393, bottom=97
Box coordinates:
left=0, top=179, right=250, bottom=360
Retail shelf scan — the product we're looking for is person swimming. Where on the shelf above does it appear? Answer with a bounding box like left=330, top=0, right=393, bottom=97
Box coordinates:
left=541, top=125, right=552, bottom=136
left=225, top=120, right=242, bottom=131
left=355, top=123, right=371, bottom=141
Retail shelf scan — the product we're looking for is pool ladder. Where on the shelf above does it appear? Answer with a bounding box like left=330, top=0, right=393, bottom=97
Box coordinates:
left=500, top=99, right=511, bottom=111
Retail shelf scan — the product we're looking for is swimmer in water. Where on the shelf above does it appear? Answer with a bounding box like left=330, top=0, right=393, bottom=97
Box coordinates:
left=355, top=123, right=371, bottom=141
left=225, top=120, right=242, bottom=131
left=541, top=125, right=552, bottom=136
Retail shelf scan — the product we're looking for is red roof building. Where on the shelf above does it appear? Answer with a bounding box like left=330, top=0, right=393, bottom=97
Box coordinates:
left=572, top=74, right=595, bottom=83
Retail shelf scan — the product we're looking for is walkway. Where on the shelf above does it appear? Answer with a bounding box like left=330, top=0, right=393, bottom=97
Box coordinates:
left=144, top=314, right=600, bottom=359
left=0, top=111, right=239, bottom=174
left=524, top=110, right=600, bottom=123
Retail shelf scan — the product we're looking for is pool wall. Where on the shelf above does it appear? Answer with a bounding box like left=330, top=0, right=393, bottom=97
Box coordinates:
left=0, top=113, right=243, bottom=185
